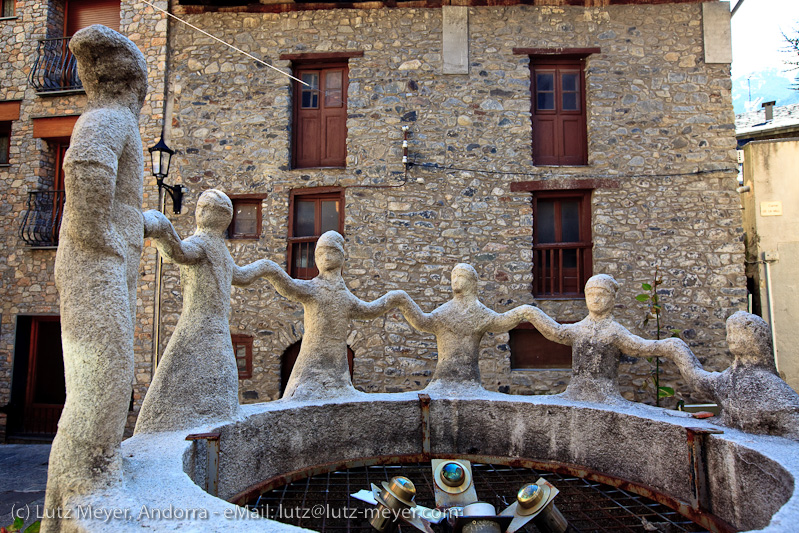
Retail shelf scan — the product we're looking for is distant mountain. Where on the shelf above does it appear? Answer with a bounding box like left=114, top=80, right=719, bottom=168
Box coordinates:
left=732, top=67, right=799, bottom=114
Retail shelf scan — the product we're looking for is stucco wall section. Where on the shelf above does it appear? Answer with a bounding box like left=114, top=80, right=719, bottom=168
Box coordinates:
left=742, top=139, right=799, bottom=392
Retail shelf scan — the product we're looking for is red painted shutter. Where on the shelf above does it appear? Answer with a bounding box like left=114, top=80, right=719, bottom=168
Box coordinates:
left=66, top=0, right=120, bottom=36
left=510, top=325, right=573, bottom=369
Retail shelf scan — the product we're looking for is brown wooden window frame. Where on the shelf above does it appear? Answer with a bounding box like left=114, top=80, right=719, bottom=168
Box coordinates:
left=231, top=334, right=253, bottom=380
left=509, top=321, right=575, bottom=370
left=287, top=187, right=345, bottom=280
left=532, top=189, right=593, bottom=298
left=227, top=194, right=266, bottom=240
left=290, top=60, right=350, bottom=169
left=530, top=56, right=588, bottom=166
left=0, top=121, right=10, bottom=165
left=1, top=0, right=15, bottom=17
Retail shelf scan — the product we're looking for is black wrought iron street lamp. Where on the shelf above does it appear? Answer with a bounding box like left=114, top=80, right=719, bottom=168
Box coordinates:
left=149, top=135, right=185, bottom=214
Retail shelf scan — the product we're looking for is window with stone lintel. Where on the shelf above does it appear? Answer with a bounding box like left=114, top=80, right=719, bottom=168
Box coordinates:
left=287, top=187, right=345, bottom=280
left=514, top=48, right=599, bottom=166
left=532, top=190, right=593, bottom=297
left=1, top=0, right=15, bottom=18
left=281, top=52, right=363, bottom=169
left=0, top=122, right=10, bottom=164
left=227, top=194, right=266, bottom=240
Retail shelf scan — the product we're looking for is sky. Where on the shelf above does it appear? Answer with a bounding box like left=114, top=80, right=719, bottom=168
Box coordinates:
left=730, top=0, right=799, bottom=78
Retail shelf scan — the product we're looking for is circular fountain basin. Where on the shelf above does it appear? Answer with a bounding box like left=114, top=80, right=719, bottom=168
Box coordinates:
left=77, top=391, right=799, bottom=532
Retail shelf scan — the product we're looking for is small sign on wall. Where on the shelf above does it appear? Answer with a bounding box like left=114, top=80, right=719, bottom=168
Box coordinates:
left=761, top=201, right=783, bottom=217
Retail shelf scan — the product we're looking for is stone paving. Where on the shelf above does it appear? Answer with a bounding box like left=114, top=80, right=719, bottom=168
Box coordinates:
left=0, top=444, right=50, bottom=528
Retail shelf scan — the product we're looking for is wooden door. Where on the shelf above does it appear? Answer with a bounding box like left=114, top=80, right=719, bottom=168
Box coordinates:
left=23, top=316, right=65, bottom=435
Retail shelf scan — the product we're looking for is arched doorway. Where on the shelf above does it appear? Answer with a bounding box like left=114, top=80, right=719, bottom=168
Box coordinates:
left=280, top=340, right=354, bottom=397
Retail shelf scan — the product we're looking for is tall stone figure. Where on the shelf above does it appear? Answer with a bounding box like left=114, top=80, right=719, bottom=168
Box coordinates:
left=135, top=190, right=274, bottom=433
left=44, top=25, right=148, bottom=532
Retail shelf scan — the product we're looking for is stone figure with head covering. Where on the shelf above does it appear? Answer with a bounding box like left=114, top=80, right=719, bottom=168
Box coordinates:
left=44, top=24, right=149, bottom=531
left=134, top=189, right=275, bottom=434
left=259, top=230, right=407, bottom=400
left=522, top=274, right=667, bottom=403
left=396, top=263, right=530, bottom=392
left=653, top=311, right=799, bottom=439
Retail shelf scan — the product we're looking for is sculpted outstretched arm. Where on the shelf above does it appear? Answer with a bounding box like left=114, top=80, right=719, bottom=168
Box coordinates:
left=351, top=290, right=409, bottom=320
left=486, top=305, right=531, bottom=333
left=261, top=265, right=314, bottom=302
left=655, top=338, right=717, bottom=397
left=143, top=210, right=203, bottom=265
left=396, top=293, right=436, bottom=334
left=613, top=325, right=660, bottom=358
left=520, top=305, right=574, bottom=345
left=233, top=259, right=281, bottom=287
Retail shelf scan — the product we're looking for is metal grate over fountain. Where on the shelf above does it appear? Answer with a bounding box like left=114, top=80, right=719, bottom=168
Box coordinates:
left=246, top=462, right=709, bottom=533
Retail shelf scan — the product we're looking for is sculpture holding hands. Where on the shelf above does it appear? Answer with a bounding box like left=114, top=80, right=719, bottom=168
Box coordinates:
left=521, top=274, right=667, bottom=404
left=652, top=311, right=799, bottom=439
left=260, top=231, right=407, bottom=400
left=396, top=263, right=529, bottom=391
left=135, top=190, right=275, bottom=433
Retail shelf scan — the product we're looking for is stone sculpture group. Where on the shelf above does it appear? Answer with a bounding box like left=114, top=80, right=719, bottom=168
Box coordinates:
left=42, top=24, right=799, bottom=532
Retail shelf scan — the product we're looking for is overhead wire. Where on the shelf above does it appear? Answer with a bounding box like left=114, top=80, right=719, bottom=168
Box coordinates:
left=139, top=0, right=309, bottom=86
left=408, top=161, right=740, bottom=180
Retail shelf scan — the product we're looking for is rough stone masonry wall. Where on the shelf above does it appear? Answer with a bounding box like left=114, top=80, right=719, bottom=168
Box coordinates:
left=155, top=2, right=744, bottom=409
left=0, top=0, right=169, bottom=438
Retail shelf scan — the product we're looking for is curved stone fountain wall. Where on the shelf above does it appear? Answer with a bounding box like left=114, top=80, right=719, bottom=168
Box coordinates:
left=75, top=392, right=795, bottom=533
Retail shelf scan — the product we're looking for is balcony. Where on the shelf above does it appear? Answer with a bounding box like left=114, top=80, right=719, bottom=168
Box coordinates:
left=20, top=190, right=65, bottom=247
left=533, top=243, right=593, bottom=297
left=29, top=37, right=82, bottom=94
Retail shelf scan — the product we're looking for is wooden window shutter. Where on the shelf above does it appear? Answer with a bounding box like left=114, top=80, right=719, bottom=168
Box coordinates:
left=66, top=0, right=120, bottom=36
left=293, top=63, right=348, bottom=168
left=531, top=58, right=587, bottom=166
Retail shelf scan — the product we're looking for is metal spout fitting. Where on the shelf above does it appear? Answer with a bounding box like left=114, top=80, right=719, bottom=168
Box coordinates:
left=369, top=476, right=417, bottom=532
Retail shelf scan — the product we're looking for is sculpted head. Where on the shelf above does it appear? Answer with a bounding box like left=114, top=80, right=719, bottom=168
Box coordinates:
left=69, top=25, right=148, bottom=113
left=726, top=311, right=775, bottom=368
left=196, top=189, right=233, bottom=232
left=315, top=231, right=345, bottom=273
left=451, top=263, right=478, bottom=297
left=584, top=274, right=619, bottom=316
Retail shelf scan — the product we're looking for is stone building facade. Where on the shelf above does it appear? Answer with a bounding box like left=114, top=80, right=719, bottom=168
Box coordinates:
left=0, top=0, right=745, bottom=440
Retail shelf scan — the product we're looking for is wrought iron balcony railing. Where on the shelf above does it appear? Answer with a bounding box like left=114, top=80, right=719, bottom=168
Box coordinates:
left=20, top=190, right=65, bottom=247
left=29, top=37, right=82, bottom=93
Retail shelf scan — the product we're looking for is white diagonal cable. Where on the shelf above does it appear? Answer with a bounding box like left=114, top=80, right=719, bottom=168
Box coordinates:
left=139, top=0, right=308, bottom=86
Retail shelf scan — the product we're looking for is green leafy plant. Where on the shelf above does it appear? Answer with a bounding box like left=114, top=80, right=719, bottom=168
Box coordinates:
left=2, top=517, right=41, bottom=533
left=635, top=268, right=681, bottom=406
